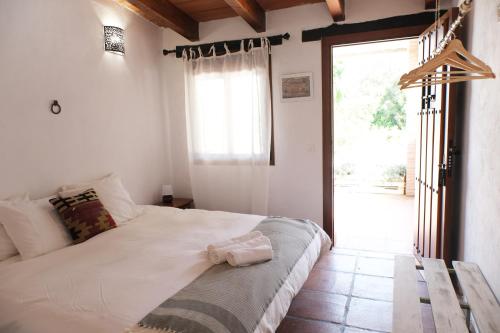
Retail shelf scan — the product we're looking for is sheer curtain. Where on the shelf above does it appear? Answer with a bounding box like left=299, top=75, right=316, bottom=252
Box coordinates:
left=183, top=40, right=271, bottom=215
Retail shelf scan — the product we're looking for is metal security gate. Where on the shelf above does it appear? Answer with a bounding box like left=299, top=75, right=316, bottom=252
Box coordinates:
left=414, top=8, right=459, bottom=264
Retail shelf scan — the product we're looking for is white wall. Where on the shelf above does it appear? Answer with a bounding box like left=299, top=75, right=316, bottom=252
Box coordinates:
left=0, top=0, right=169, bottom=203
left=459, top=0, right=500, bottom=298
left=162, top=0, right=431, bottom=225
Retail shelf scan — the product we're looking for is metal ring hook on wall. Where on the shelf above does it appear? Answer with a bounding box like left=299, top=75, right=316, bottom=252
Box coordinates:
left=51, top=100, right=61, bottom=115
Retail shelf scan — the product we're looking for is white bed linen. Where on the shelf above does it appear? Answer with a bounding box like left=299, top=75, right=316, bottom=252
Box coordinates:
left=0, top=255, right=21, bottom=269
left=0, top=206, right=329, bottom=333
left=256, top=224, right=330, bottom=333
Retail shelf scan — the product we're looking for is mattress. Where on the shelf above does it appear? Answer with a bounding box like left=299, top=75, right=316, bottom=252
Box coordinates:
left=0, top=206, right=330, bottom=333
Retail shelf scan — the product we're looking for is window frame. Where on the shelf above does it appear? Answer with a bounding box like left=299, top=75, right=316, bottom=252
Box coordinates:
left=269, top=53, right=275, bottom=166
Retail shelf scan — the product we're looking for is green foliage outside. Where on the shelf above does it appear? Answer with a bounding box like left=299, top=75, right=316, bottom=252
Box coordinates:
left=332, top=42, right=414, bottom=191
left=382, top=165, right=407, bottom=182
left=334, top=163, right=355, bottom=176
left=333, top=62, right=344, bottom=104
left=371, top=85, right=407, bottom=130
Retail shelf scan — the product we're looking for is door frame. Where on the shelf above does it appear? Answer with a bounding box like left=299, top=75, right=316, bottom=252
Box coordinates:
left=321, top=24, right=435, bottom=244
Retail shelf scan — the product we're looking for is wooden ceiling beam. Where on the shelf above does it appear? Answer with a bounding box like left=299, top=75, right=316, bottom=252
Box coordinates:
left=115, top=0, right=199, bottom=41
left=223, top=0, right=266, bottom=32
left=325, top=0, right=345, bottom=22
left=425, top=0, right=436, bottom=9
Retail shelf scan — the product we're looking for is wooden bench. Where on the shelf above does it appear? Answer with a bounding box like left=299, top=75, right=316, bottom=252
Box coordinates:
left=393, top=256, right=500, bottom=333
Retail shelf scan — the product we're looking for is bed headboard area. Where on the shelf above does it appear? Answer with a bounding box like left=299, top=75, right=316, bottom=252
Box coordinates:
left=0, top=0, right=169, bottom=203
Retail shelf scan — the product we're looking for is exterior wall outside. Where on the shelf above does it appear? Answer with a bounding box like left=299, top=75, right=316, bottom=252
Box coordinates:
left=405, top=39, right=420, bottom=197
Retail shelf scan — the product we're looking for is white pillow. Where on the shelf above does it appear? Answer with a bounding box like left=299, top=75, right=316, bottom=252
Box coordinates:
left=0, top=194, right=27, bottom=260
left=59, top=174, right=142, bottom=224
left=0, top=197, right=72, bottom=260
left=0, top=225, right=18, bottom=261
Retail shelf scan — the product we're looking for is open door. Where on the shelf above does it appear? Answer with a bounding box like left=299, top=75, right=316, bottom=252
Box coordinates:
left=414, top=8, right=459, bottom=264
left=320, top=11, right=452, bottom=249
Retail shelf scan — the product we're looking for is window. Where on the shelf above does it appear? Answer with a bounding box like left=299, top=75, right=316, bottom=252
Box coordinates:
left=186, top=52, right=274, bottom=165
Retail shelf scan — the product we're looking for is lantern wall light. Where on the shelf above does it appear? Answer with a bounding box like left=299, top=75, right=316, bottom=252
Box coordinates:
left=104, top=26, right=124, bottom=55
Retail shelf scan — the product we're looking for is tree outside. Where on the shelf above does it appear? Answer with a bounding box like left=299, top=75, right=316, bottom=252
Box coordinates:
left=333, top=40, right=415, bottom=193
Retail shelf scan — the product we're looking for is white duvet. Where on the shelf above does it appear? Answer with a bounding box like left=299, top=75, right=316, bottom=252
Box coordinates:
left=0, top=206, right=329, bottom=333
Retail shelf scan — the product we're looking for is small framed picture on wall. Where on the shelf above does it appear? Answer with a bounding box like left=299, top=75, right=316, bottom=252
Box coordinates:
left=280, top=72, right=313, bottom=102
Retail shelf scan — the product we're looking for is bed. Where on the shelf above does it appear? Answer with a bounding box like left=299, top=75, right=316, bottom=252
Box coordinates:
left=0, top=205, right=331, bottom=333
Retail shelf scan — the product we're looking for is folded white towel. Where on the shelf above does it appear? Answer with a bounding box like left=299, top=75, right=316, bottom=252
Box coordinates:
left=226, top=245, right=273, bottom=267
left=206, top=231, right=263, bottom=252
left=208, top=235, right=271, bottom=264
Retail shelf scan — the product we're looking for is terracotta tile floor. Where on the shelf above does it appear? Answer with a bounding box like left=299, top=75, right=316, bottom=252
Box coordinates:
left=277, top=249, right=434, bottom=333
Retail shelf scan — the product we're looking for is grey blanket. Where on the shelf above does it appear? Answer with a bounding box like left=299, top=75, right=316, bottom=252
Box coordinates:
left=137, top=217, right=320, bottom=333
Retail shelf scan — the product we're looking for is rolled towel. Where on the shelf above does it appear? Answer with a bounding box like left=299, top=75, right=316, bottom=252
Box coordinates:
left=226, top=245, right=273, bottom=267
left=208, top=235, right=271, bottom=264
left=207, top=231, right=263, bottom=252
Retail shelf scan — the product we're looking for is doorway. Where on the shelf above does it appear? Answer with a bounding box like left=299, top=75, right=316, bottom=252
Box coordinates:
left=320, top=10, right=460, bottom=262
left=332, top=39, right=419, bottom=253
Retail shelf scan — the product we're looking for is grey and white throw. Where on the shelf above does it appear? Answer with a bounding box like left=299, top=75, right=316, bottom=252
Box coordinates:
left=135, top=217, right=320, bottom=333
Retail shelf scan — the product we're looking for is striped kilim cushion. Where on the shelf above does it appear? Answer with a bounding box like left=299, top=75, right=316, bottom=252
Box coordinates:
left=50, top=189, right=117, bottom=244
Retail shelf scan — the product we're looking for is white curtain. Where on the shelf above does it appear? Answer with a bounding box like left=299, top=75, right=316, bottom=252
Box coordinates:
left=183, top=40, right=271, bottom=215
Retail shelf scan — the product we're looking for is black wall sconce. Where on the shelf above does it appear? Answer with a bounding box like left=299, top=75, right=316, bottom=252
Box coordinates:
left=104, top=26, right=124, bottom=55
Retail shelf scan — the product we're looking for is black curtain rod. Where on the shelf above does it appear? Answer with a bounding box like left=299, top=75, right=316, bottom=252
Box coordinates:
left=163, top=33, right=290, bottom=58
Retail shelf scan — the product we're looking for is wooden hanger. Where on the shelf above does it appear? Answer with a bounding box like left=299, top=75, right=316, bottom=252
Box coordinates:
left=399, top=0, right=495, bottom=89
left=399, top=39, right=495, bottom=89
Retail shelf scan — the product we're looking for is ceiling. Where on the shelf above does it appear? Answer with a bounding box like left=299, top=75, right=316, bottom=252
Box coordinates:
left=168, top=0, right=324, bottom=22
left=115, top=0, right=435, bottom=42
left=115, top=0, right=346, bottom=41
